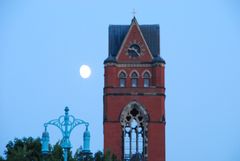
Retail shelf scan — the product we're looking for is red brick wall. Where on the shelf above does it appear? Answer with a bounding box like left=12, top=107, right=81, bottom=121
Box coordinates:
left=148, top=123, right=165, bottom=161
left=104, top=123, right=122, bottom=159
left=104, top=64, right=165, bottom=161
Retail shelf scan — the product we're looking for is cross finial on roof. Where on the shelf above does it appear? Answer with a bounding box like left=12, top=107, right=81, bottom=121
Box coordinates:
left=132, top=8, right=136, bottom=17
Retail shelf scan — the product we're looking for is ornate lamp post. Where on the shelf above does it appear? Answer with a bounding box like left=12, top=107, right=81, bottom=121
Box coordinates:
left=41, top=106, right=90, bottom=161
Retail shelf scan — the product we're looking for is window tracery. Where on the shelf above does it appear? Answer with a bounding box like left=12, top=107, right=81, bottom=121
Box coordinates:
left=120, top=102, right=149, bottom=161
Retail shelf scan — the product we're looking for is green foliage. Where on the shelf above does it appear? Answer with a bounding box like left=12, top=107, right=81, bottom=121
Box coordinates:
left=94, top=151, right=104, bottom=161
left=4, top=137, right=70, bottom=161
left=0, top=156, right=5, bottom=161
left=104, top=151, right=111, bottom=161
left=42, top=141, right=63, bottom=161
left=75, top=150, right=94, bottom=161
left=5, top=137, right=41, bottom=161
left=103, top=150, right=119, bottom=161
left=3, top=137, right=119, bottom=161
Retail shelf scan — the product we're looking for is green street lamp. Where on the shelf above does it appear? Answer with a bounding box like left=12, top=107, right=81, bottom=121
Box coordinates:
left=41, top=106, right=90, bottom=161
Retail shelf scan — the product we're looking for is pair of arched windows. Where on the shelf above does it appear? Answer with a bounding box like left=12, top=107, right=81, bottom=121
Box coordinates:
left=119, top=71, right=151, bottom=88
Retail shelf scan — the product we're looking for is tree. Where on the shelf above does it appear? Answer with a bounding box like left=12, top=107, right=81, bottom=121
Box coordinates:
left=74, top=148, right=94, bottom=161
left=94, top=151, right=103, bottom=161
left=3, top=137, right=119, bottom=161
left=5, top=137, right=41, bottom=161
left=103, top=150, right=119, bottom=161
left=0, top=156, right=5, bottom=161
left=42, top=141, right=63, bottom=161
left=3, top=137, right=74, bottom=161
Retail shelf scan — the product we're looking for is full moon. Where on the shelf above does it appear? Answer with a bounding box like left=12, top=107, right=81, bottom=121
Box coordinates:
left=80, top=65, right=91, bottom=79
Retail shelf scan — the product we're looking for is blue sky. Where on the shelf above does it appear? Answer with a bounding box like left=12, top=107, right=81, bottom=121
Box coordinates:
left=0, top=0, right=240, bottom=161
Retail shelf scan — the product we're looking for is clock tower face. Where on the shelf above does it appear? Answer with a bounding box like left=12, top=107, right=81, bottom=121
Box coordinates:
left=125, top=40, right=146, bottom=58
left=127, top=43, right=141, bottom=57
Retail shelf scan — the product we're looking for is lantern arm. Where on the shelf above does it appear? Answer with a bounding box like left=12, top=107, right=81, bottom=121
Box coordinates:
left=44, top=115, right=65, bottom=134
left=69, top=115, right=89, bottom=133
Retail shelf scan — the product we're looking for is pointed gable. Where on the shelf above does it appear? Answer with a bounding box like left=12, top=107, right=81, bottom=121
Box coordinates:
left=104, top=17, right=165, bottom=64
left=116, top=17, right=153, bottom=62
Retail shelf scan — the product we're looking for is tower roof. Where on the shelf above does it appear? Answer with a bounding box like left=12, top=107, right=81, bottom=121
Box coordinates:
left=104, top=17, right=165, bottom=64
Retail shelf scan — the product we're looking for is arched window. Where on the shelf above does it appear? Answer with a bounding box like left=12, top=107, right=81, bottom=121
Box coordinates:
left=131, top=72, right=138, bottom=87
left=119, top=72, right=127, bottom=87
left=120, top=102, right=149, bottom=161
left=143, top=72, right=151, bottom=87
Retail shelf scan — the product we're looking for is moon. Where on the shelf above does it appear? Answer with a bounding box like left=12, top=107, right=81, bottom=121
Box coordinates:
left=80, top=65, right=91, bottom=79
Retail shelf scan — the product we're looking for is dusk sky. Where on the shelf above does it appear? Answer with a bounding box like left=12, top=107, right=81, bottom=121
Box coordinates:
left=1, top=0, right=240, bottom=161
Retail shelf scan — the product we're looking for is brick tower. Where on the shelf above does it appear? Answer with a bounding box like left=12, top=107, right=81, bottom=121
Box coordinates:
left=103, top=17, right=166, bottom=161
